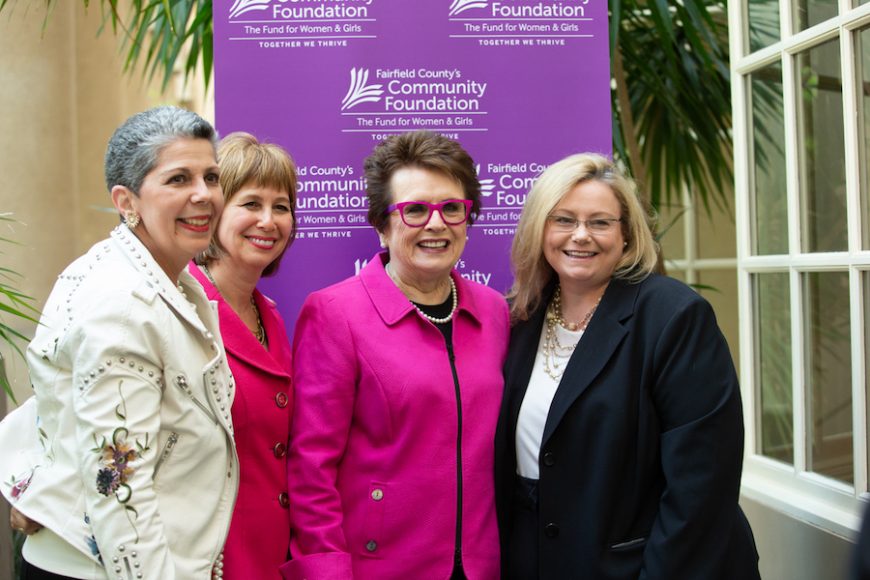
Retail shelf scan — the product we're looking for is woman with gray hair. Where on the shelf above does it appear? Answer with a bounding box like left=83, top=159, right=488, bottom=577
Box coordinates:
left=0, top=106, right=237, bottom=579
left=494, top=154, right=760, bottom=579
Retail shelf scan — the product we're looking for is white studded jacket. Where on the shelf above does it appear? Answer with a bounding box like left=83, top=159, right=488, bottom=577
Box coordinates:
left=0, top=225, right=239, bottom=579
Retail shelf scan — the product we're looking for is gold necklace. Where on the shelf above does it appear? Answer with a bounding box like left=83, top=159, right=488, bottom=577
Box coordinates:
left=541, top=285, right=602, bottom=381
left=201, top=264, right=268, bottom=347
left=551, top=285, right=601, bottom=331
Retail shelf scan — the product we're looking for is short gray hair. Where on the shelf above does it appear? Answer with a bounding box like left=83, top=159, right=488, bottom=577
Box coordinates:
left=104, top=106, right=218, bottom=193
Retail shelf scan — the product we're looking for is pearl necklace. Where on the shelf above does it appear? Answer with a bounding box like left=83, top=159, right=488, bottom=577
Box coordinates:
left=201, top=264, right=268, bottom=346
left=385, top=262, right=458, bottom=324
left=541, top=285, right=602, bottom=381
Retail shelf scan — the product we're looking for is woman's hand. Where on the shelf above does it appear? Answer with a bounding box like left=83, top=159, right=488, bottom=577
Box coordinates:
left=10, top=506, right=42, bottom=535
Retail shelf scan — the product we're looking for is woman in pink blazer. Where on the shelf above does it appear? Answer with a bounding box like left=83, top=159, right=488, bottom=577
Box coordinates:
left=191, top=132, right=297, bottom=579
left=282, top=132, right=509, bottom=580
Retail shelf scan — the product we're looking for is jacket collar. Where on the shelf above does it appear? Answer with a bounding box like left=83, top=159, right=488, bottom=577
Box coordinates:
left=110, top=225, right=208, bottom=335
left=359, top=251, right=485, bottom=327
left=188, top=263, right=291, bottom=379
left=540, top=277, right=640, bottom=445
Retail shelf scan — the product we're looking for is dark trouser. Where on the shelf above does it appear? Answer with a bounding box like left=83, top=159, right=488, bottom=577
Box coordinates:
left=506, top=476, right=540, bottom=580
left=21, top=559, right=78, bottom=580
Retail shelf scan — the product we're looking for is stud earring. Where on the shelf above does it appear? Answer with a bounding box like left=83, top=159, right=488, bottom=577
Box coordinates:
left=623, top=241, right=628, bottom=247
left=125, top=211, right=141, bottom=229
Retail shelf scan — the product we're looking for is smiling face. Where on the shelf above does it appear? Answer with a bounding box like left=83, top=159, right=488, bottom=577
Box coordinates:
left=215, top=185, right=294, bottom=276
left=382, top=166, right=467, bottom=287
left=543, top=179, right=625, bottom=295
left=112, top=138, right=223, bottom=280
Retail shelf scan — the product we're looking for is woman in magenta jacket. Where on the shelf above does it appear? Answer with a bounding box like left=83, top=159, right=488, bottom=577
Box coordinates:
left=281, top=131, right=509, bottom=580
left=191, top=132, right=297, bottom=578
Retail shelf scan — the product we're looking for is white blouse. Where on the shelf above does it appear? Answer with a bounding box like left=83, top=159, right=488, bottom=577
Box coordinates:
left=515, top=319, right=584, bottom=479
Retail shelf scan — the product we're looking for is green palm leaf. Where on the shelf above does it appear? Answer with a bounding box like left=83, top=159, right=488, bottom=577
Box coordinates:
left=612, top=0, right=732, bottom=216
left=0, top=214, right=40, bottom=403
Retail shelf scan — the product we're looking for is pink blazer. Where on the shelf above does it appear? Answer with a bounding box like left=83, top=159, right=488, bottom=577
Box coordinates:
left=281, top=253, right=509, bottom=580
left=189, top=264, right=294, bottom=579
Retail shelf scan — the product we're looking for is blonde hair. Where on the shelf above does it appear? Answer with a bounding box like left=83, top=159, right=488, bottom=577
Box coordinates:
left=197, top=132, right=298, bottom=277
left=507, top=153, right=658, bottom=321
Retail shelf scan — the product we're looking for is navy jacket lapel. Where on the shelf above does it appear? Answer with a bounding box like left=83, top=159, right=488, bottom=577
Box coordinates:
left=541, top=279, right=639, bottom=447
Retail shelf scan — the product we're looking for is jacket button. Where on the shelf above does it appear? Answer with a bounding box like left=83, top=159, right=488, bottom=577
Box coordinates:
left=545, top=523, right=559, bottom=538
left=273, top=442, right=287, bottom=458
left=371, top=488, right=384, bottom=501
left=278, top=492, right=289, bottom=508
left=542, top=452, right=555, bottom=466
left=275, top=392, right=289, bottom=408
left=365, top=540, right=377, bottom=552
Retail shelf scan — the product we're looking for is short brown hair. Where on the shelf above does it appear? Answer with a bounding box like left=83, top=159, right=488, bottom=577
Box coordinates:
left=198, top=132, right=298, bottom=277
left=364, top=131, right=480, bottom=232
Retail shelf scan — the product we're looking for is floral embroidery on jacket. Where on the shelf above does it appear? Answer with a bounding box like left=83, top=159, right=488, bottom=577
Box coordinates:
left=90, top=381, right=151, bottom=541
left=83, top=513, right=103, bottom=565
left=96, top=438, right=138, bottom=497
left=7, top=472, right=33, bottom=500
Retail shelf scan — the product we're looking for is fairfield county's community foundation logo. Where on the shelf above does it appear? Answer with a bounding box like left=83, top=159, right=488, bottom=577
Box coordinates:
left=341, top=68, right=385, bottom=111
left=229, top=0, right=272, bottom=19
left=340, top=66, right=488, bottom=112
left=449, top=0, right=489, bottom=16
left=449, top=0, right=588, bottom=18
left=476, top=165, right=496, bottom=197
left=230, top=0, right=374, bottom=20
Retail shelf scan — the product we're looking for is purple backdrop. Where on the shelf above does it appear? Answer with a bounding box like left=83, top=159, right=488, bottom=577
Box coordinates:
left=214, top=0, right=611, bottom=329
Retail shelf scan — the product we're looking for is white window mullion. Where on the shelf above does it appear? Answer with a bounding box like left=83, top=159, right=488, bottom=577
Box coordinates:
left=791, top=267, right=808, bottom=474
left=779, top=0, right=793, bottom=45
left=729, top=0, right=756, bottom=463
left=779, top=0, right=807, bottom=475
left=781, top=49, right=800, bottom=259
left=850, top=268, right=867, bottom=493
left=842, top=21, right=862, bottom=254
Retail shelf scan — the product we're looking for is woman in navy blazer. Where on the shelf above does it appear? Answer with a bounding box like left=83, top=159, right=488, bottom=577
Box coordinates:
left=494, top=154, right=760, bottom=579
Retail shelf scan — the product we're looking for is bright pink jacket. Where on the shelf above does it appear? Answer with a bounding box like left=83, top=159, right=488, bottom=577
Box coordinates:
left=190, top=264, right=294, bottom=579
left=281, top=253, right=509, bottom=580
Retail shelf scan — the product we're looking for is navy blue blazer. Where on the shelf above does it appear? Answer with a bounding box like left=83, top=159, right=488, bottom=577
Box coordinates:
left=495, top=275, right=760, bottom=579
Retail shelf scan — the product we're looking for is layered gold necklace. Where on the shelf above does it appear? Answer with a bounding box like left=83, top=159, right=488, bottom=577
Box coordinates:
left=541, top=285, right=601, bottom=381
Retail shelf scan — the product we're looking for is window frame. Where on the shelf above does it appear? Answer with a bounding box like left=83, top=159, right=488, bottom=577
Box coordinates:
left=731, top=0, right=870, bottom=537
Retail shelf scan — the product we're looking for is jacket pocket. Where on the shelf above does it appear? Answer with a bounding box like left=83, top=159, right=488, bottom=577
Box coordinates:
left=153, top=431, right=180, bottom=479
left=609, top=536, right=647, bottom=551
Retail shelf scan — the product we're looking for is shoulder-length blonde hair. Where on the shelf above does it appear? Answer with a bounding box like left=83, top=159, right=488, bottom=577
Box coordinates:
left=507, top=153, right=658, bottom=321
left=197, top=132, right=298, bottom=277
